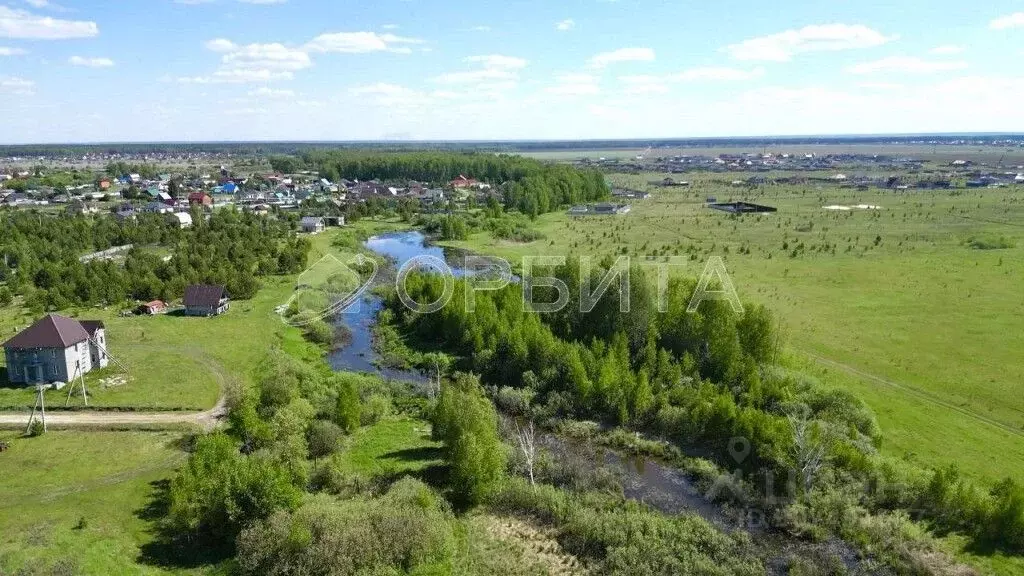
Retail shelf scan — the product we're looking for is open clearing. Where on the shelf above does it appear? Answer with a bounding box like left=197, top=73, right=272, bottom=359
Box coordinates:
left=444, top=174, right=1024, bottom=485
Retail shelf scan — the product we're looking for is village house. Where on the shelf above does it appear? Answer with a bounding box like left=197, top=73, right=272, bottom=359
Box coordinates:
left=171, top=212, right=193, bottom=228
left=301, top=216, right=326, bottom=233
left=183, top=284, right=230, bottom=317
left=188, top=191, right=213, bottom=207
left=138, top=300, right=167, bottom=315
left=2, top=314, right=109, bottom=386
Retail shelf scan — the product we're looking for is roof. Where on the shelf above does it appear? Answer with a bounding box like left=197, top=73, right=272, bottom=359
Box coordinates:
left=144, top=300, right=165, bottom=308
left=301, top=216, right=324, bottom=225
left=80, top=320, right=105, bottom=336
left=184, top=284, right=227, bottom=308
left=3, top=314, right=90, bottom=349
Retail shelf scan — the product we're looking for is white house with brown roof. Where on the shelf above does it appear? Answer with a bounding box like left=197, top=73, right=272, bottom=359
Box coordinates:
left=2, top=314, right=108, bottom=385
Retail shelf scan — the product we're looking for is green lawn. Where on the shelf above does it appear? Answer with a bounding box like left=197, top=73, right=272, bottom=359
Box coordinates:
left=442, top=176, right=1024, bottom=485
left=333, top=417, right=444, bottom=481
left=0, top=430, right=215, bottom=575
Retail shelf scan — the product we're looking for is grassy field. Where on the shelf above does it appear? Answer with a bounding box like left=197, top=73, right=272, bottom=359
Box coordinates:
left=0, top=430, right=213, bottom=575
left=443, top=174, right=1024, bottom=485
left=522, top=144, right=1024, bottom=165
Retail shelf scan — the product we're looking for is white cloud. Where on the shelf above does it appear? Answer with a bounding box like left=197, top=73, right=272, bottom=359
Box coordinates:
left=464, top=54, right=527, bottom=69
left=673, top=66, right=765, bottom=81
left=546, top=73, right=600, bottom=95
left=182, top=40, right=310, bottom=83
left=990, top=12, right=1024, bottom=30
left=381, top=24, right=399, bottom=30
left=222, top=42, right=310, bottom=72
left=725, top=24, right=894, bottom=61
left=848, top=56, right=968, bottom=75
left=0, top=76, right=34, bottom=95
left=556, top=19, right=575, bottom=31
left=617, top=66, right=764, bottom=94
left=205, top=38, right=237, bottom=52
left=0, top=6, right=98, bottom=39
left=433, top=54, right=527, bottom=85
left=248, top=87, right=295, bottom=97
left=0, top=46, right=27, bottom=56
left=24, top=0, right=48, bottom=7
left=69, top=55, right=114, bottom=67
left=929, top=45, right=964, bottom=55
left=588, top=47, right=654, bottom=68
left=305, top=31, right=423, bottom=54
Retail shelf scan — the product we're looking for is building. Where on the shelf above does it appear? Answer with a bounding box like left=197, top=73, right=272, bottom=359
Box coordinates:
left=708, top=201, right=777, bottom=214
left=171, top=212, right=193, bottom=228
left=568, top=203, right=632, bottom=216
left=138, top=300, right=167, bottom=315
left=449, top=175, right=479, bottom=189
left=183, top=284, right=230, bottom=317
left=2, top=314, right=108, bottom=385
left=301, top=216, right=325, bottom=233
left=188, top=192, right=213, bottom=207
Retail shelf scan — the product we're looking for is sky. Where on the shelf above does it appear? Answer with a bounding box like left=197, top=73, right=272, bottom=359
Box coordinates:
left=1, top=0, right=1023, bottom=143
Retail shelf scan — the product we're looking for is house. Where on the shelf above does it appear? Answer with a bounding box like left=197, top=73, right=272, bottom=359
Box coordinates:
left=449, top=175, right=478, bottom=189
left=568, top=203, right=632, bottom=216
left=301, top=216, right=325, bottom=233
left=171, top=212, right=193, bottom=229
left=222, top=182, right=238, bottom=195
left=138, top=300, right=167, bottom=315
left=188, top=192, right=213, bottom=207
left=143, top=202, right=174, bottom=215
left=98, top=179, right=111, bottom=191
left=1016, top=174, right=1024, bottom=184
left=708, top=201, right=778, bottom=214
left=183, top=284, right=230, bottom=317
left=114, top=206, right=137, bottom=221
left=2, top=314, right=109, bottom=386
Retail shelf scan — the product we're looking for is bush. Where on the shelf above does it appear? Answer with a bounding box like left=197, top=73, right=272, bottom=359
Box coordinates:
left=167, top=432, right=302, bottom=544
left=237, top=479, right=456, bottom=575
left=306, top=420, right=344, bottom=462
left=304, top=318, right=335, bottom=346
left=360, top=393, right=391, bottom=426
left=27, top=420, right=44, bottom=437
left=0, top=285, right=12, bottom=306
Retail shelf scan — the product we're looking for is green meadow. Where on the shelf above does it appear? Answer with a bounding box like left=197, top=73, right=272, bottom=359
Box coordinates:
left=444, top=173, right=1024, bottom=485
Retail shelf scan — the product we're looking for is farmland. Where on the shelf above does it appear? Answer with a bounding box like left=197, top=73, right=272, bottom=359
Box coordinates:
left=443, top=172, right=1024, bottom=485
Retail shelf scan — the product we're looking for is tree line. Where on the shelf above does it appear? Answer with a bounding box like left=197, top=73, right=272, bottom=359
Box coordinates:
left=0, top=209, right=309, bottom=311
left=275, top=151, right=609, bottom=217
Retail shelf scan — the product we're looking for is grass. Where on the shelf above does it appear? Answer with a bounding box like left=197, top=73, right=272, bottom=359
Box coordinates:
left=333, top=417, right=444, bottom=481
left=440, top=175, right=1024, bottom=486
left=0, top=430, right=216, bottom=575
left=0, top=277, right=298, bottom=412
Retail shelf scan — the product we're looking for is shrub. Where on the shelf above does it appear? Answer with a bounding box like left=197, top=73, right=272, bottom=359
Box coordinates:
left=360, top=393, right=391, bottom=426
left=0, top=285, right=12, bottom=306
left=306, top=420, right=344, bottom=462
left=27, top=420, right=44, bottom=437
left=237, top=479, right=456, bottom=575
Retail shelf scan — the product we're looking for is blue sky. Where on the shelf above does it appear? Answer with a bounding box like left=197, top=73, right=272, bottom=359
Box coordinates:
left=1, top=0, right=1023, bottom=143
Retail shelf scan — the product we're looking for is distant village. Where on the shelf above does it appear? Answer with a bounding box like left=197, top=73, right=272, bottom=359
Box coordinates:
left=0, top=163, right=496, bottom=226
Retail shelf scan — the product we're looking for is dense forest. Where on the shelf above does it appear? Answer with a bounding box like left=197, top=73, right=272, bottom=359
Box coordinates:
left=386, top=261, right=1024, bottom=566
left=277, top=151, right=610, bottom=217
left=0, top=210, right=309, bottom=311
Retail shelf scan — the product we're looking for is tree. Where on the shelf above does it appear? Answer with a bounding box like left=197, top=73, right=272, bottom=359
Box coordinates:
left=334, top=376, right=361, bottom=433
left=433, top=373, right=506, bottom=505
left=0, top=286, right=12, bottom=307
left=514, top=420, right=537, bottom=487
left=167, top=432, right=301, bottom=544
left=787, top=406, right=827, bottom=495
left=307, top=420, right=343, bottom=462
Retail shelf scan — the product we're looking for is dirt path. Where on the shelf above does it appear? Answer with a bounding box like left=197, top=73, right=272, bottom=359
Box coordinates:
left=0, top=395, right=227, bottom=431
left=801, top=349, right=1024, bottom=438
